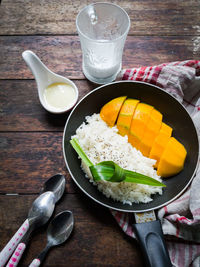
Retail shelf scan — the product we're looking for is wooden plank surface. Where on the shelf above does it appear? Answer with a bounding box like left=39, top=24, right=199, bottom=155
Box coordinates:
left=0, top=36, right=199, bottom=80
left=0, top=0, right=200, bottom=36
left=1, top=1, right=200, bottom=266
left=0, top=132, right=77, bottom=194
left=0, top=80, right=95, bottom=132
left=0, top=194, right=143, bottom=266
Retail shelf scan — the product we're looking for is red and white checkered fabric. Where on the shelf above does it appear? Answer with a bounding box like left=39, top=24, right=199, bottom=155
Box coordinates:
left=112, top=60, right=200, bottom=267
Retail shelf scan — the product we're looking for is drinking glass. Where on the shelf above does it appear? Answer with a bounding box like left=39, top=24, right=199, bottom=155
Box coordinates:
left=76, top=2, right=130, bottom=84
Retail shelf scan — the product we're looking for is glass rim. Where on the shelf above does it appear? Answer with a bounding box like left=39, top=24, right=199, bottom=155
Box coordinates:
left=76, top=2, right=130, bottom=43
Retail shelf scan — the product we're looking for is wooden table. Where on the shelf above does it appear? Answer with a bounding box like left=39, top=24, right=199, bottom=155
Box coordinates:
left=0, top=1, right=199, bottom=266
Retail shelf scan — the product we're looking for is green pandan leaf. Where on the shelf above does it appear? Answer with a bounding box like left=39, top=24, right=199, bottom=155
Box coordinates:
left=70, top=138, right=93, bottom=167
left=70, top=138, right=166, bottom=187
left=90, top=161, right=126, bottom=182
left=124, top=169, right=165, bottom=187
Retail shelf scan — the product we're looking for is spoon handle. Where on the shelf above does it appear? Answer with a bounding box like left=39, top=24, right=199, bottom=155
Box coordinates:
left=5, top=225, right=33, bottom=267
left=0, top=219, right=29, bottom=267
left=5, top=243, right=26, bottom=267
left=22, top=50, right=51, bottom=88
left=28, top=259, right=41, bottom=267
left=28, top=244, right=51, bottom=267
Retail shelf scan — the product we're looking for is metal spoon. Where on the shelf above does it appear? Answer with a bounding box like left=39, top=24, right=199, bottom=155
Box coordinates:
left=41, top=173, right=66, bottom=203
left=29, top=210, right=74, bottom=267
left=0, top=192, right=55, bottom=267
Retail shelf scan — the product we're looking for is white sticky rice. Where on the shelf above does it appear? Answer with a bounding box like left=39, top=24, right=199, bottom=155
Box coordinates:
left=72, top=113, right=163, bottom=205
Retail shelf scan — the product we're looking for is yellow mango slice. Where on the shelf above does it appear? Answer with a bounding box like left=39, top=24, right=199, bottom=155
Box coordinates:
left=116, top=99, right=139, bottom=136
left=149, top=122, right=172, bottom=167
left=157, top=137, right=187, bottom=177
left=100, top=96, right=127, bottom=127
left=149, top=134, right=171, bottom=168
left=160, top=122, right=173, bottom=137
left=100, top=96, right=187, bottom=178
left=128, top=103, right=154, bottom=149
left=138, top=108, right=163, bottom=157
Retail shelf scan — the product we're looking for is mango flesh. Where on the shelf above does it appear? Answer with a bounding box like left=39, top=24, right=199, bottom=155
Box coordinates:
left=157, top=137, right=187, bottom=177
left=149, top=134, right=171, bottom=168
left=160, top=122, right=173, bottom=136
left=100, top=96, right=187, bottom=178
left=149, top=122, right=173, bottom=168
left=128, top=103, right=154, bottom=149
left=138, top=108, right=163, bottom=157
left=100, top=96, right=126, bottom=127
left=116, top=99, right=139, bottom=136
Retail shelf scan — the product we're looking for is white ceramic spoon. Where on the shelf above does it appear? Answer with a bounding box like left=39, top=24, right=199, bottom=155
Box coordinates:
left=22, top=50, right=79, bottom=114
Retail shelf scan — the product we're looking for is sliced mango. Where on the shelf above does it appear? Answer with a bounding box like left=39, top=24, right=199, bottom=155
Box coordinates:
left=160, top=122, right=173, bottom=137
left=157, top=137, right=187, bottom=177
left=149, top=122, right=172, bottom=167
left=149, top=133, right=171, bottom=168
left=100, top=96, right=187, bottom=178
left=128, top=103, right=154, bottom=149
left=138, top=108, right=163, bottom=157
left=100, top=96, right=126, bottom=127
left=116, top=99, right=139, bottom=136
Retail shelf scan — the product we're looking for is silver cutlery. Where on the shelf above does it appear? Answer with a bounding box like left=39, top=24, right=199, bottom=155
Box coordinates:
left=41, top=173, right=66, bottom=203
left=0, top=191, right=55, bottom=267
left=29, top=210, right=74, bottom=267
left=0, top=173, right=66, bottom=267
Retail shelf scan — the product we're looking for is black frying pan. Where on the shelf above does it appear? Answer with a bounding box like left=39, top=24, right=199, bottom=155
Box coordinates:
left=63, top=81, right=199, bottom=266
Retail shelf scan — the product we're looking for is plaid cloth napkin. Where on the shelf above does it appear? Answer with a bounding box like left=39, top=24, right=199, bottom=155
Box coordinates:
left=112, top=60, right=200, bottom=267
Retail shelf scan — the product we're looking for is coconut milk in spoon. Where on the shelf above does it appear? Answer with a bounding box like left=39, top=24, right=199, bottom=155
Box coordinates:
left=22, top=50, right=79, bottom=114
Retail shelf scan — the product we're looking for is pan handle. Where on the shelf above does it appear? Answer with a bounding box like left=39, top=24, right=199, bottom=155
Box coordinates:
left=132, top=220, right=172, bottom=267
